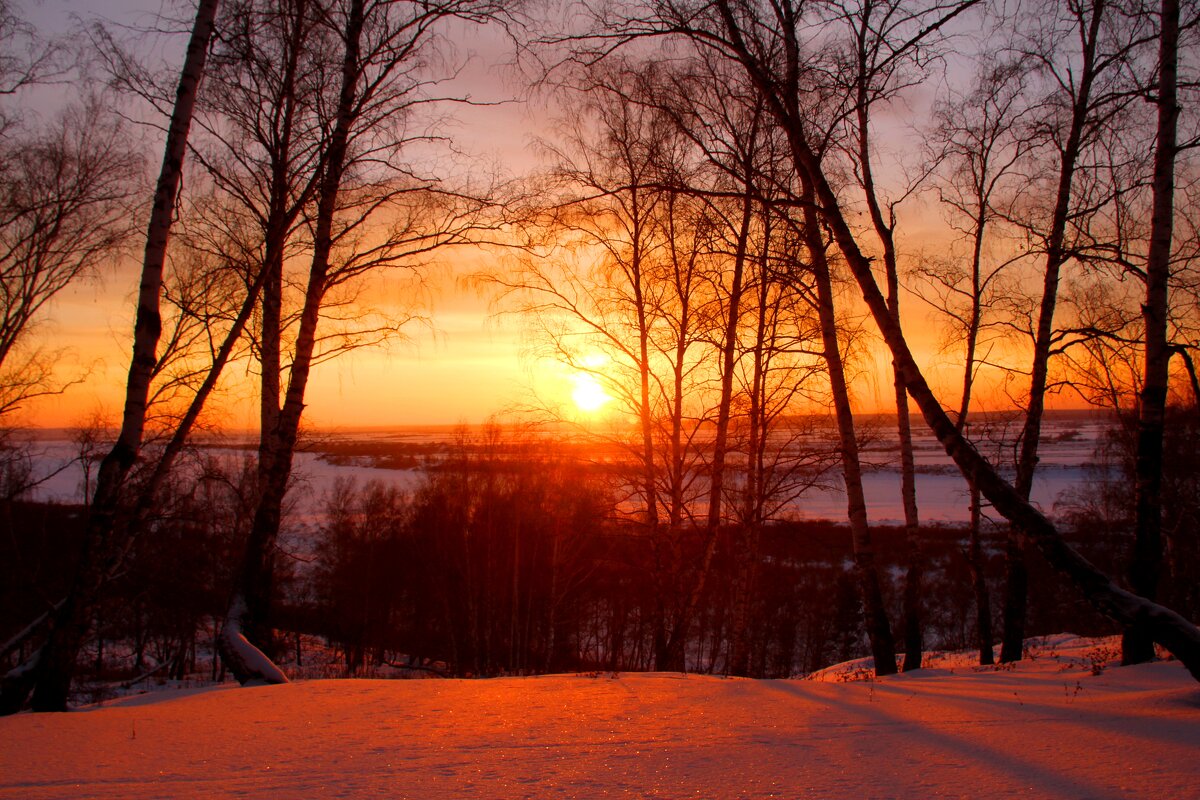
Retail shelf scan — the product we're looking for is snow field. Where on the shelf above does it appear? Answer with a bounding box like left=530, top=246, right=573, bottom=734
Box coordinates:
left=1, top=636, right=1197, bottom=799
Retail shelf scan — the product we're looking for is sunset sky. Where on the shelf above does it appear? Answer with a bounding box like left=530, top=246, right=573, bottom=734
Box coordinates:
left=20, top=0, right=572, bottom=430
left=12, top=0, right=1030, bottom=431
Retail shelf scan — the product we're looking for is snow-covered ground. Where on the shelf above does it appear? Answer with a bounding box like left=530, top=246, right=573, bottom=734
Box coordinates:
left=2, top=635, right=1197, bottom=799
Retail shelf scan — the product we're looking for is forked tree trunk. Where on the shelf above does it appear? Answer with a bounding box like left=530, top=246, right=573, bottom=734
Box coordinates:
left=222, top=108, right=309, bottom=667
left=0, top=0, right=220, bottom=715
left=1124, top=0, right=1178, bottom=665
left=220, top=0, right=367, bottom=685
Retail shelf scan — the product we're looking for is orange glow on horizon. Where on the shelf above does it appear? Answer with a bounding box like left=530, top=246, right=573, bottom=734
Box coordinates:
left=20, top=308, right=1095, bottom=432
left=18, top=254, right=1102, bottom=432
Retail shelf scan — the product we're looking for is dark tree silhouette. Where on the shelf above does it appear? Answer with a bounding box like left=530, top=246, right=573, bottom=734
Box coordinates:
left=0, top=0, right=221, bottom=715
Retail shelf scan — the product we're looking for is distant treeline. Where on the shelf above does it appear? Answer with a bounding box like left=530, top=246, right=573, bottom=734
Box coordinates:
left=6, top=416, right=1195, bottom=689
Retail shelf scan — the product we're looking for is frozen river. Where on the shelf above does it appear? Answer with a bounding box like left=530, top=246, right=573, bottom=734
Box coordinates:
left=19, top=412, right=1109, bottom=526
left=794, top=463, right=1084, bottom=524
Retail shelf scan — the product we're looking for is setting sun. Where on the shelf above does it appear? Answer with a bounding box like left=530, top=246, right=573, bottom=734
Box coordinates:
left=571, top=372, right=611, bottom=413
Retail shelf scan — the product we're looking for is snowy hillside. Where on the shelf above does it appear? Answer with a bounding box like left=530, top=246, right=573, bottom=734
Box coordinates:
left=1, top=636, right=1197, bottom=799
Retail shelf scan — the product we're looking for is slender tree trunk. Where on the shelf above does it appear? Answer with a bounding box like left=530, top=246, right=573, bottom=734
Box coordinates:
left=853, top=33, right=922, bottom=673
left=707, top=162, right=756, bottom=529
left=621, top=190, right=659, bottom=530
left=967, top=484, right=993, bottom=663
left=958, top=206, right=993, bottom=665
left=628, top=201, right=669, bottom=670
left=744, top=271, right=770, bottom=529
left=260, top=247, right=283, bottom=438
left=667, top=207, right=688, bottom=529
left=729, top=215, right=773, bottom=677
left=0, top=0, right=220, bottom=715
left=803, top=189, right=897, bottom=677
left=635, top=246, right=659, bottom=529
left=1000, top=0, right=1106, bottom=665
left=1124, top=0, right=1178, bottom=665
left=882, top=260, right=924, bottom=670
left=664, top=176, right=755, bottom=672
left=660, top=199, right=691, bottom=670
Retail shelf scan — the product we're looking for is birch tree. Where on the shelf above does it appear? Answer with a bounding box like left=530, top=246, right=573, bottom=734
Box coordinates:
left=831, top=0, right=934, bottom=672
left=219, top=0, right=508, bottom=684
left=0, top=0, right=221, bottom=715
left=1124, top=0, right=1186, bottom=664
